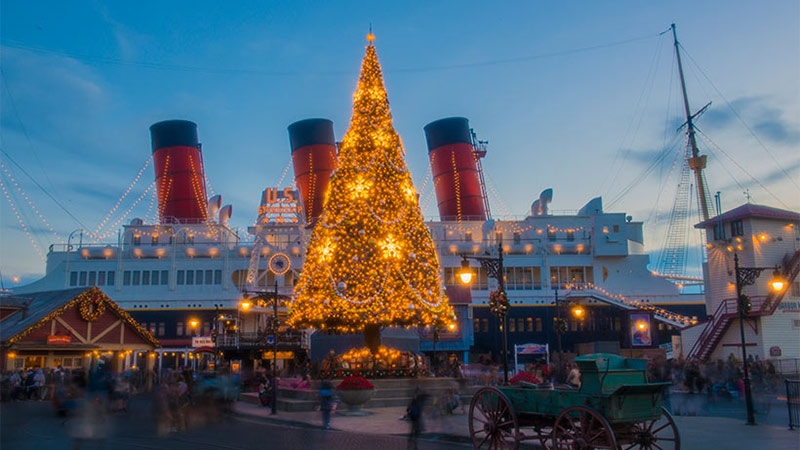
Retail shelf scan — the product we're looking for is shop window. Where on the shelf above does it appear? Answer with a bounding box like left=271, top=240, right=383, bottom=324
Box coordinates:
left=123, top=271, right=132, bottom=286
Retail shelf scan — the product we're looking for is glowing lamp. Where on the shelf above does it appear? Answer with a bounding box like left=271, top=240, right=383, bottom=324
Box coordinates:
left=770, top=271, right=786, bottom=292
left=448, top=323, right=457, bottom=331
left=457, top=256, right=473, bottom=284
left=637, top=321, right=647, bottom=331
left=189, top=319, right=199, bottom=329
left=571, top=306, right=584, bottom=319
left=240, top=299, right=252, bottom=311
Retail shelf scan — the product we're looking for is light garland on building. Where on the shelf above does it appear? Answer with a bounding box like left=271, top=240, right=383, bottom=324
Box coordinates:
left=289, top=37, right=454, bottom=332
left=565, top=282, right=697, bottom=326
left=9, top=287, right=160, bottom=347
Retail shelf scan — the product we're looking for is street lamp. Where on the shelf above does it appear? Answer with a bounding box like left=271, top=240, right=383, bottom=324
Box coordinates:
left=189, top=319, right=199, bottom=335
left=459, top=240, right=510, bottom=384
left=733, top=253, right=786, bottom=425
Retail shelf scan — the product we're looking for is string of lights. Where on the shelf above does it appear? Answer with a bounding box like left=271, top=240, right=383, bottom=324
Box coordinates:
left=566, top=282, right=697, bottom=326
left=0, top=174, right=46, bottom=260
left=0, top=159, right=64, bottom=244
left=91, top=156, right=152, bottom=237
left=92, top=182, right=156, bottom=241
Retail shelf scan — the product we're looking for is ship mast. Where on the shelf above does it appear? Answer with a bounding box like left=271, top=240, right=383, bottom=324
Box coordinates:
left=671, top=23, right=712, bottom=221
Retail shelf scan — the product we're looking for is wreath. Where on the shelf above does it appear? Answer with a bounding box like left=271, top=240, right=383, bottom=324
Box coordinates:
left=489, top=289, right=509, bottom=316
left=78, top=291, right=106, bottom=322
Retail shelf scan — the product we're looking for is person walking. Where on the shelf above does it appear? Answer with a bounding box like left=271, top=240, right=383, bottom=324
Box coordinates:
left=318, top=381, right=333, bottom=430
left=406, top=391, right=425, bottom=449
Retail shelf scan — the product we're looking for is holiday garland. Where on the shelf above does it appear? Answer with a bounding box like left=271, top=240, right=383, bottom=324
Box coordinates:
left=78, top=289, right=106, bottom=321
left=8, top=287, right=160, bottom=347
left=489, top=289, right=509, bottom=316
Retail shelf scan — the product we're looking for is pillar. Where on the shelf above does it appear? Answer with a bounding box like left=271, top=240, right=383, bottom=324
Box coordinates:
left=145, top=351, right=155, bottom=392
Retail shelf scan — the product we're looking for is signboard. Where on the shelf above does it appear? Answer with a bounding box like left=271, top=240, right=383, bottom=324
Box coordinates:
left=770, top=346, right=782, bottom=357
left=192, top=336, right=214, bottom=348
left=630, top=313, right=652, bottom=347
left=47, top=335, right=72, bottom=345
left=258, top=187, right=301, bottom=224
left=515, top=343, right=548, bottom=355
left=659, top=342, right=673, bottom=360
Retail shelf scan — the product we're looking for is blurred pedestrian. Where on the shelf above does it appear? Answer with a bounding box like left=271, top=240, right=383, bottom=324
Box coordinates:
left=406, top=390, right=425, bottom=449
left=319, top=381, right=333, bottom=430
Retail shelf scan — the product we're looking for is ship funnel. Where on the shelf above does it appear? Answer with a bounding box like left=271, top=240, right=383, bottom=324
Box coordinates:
left=424, top=117, right=487, bottom=221
left=150, top=120, right=208, bottom=223
left=288, top=118, right=338, bottom=225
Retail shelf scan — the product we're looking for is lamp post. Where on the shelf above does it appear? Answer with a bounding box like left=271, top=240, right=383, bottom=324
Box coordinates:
left=240, top=282, right=280, bottom=415
left=458, top=240, right=509, bottom=384
left=733, top=253, right=786, bottom=425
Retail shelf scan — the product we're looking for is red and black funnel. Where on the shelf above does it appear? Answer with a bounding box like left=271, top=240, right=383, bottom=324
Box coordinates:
left=424, top=117, right=487, bottom=221
left=150, top=120, right=208, bottom=223
left=288, top=118, right=338, bottom=224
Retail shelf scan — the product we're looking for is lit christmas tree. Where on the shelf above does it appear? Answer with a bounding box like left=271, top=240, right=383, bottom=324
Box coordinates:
left=289, top=34, right=454, bottom=337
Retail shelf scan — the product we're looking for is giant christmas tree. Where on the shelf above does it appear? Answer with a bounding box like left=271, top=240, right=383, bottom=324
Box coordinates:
left=289, top=35, right=454, bottom=335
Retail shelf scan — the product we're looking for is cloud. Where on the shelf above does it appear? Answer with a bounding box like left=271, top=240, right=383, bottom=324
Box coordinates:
left=698, top=96, right=800, bottom=145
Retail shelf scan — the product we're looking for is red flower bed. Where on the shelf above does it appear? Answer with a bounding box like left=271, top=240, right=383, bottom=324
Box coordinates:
left=336, top=375, right=374, bottom=390
left=508, top=372, right=541, bottom=385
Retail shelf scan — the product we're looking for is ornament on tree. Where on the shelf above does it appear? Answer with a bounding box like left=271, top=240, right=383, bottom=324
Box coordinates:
left=489, top=289, right=509, bottom=317
left=289, top=33, right=454, bottom=332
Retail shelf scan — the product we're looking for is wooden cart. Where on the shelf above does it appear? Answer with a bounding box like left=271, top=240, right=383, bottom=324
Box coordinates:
left=469, top=353, right=679, bottom=449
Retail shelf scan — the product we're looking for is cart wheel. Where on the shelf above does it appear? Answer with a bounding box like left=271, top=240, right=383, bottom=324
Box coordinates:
left=469, top=387, right=519, bottom=450
left=552, top=405, right=617, bottom=450
left=621, top=406, right=680, bottom=450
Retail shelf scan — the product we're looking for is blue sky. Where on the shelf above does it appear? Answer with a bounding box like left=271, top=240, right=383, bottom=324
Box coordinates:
left=1, top=1, right=798, bottom=284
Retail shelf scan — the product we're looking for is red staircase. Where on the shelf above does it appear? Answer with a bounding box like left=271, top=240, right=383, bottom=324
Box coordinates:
left=687, top=249, right=800, bottom=362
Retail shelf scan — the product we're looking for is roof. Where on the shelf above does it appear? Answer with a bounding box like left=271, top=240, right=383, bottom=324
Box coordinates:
left=695, top=203, right=800, bottom=229
left=1, top=287, right=159, bottom=347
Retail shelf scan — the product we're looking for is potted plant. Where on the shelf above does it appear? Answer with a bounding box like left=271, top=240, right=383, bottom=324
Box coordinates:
left=335, top=376, right=375, bottom=412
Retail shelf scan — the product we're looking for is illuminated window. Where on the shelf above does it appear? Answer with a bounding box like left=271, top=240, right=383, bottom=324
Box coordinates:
left=535, top=318, right=542, bottom=332
left=465, top=231, right=473, bottom=242
left=548, top=230, right=557, bottom=241
left=177, top=322, right=184, bottom=336
left=158, top=323, right=165, bottom=336
left=509, top=319, right=516, bottom=332
left=151, top=235, right=158, bottom=246
left=566, top=231, right=575, bottom=241
left=517, top=318, right=524, bottom=332
left=513, top=232, right=521, bottom=244
left=474, top=318, right=480, bottom=333
left=133, top=235, right=141, bottom=246
left=526, top=317, right=533, bottom=332
left=482, top=319, right=489, bottom=333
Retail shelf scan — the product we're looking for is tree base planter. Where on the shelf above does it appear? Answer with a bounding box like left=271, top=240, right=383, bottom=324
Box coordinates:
left=336, top=388, right=375, bottom=415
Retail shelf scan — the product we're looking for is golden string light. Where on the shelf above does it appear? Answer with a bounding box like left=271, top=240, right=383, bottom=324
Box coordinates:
left=289, top=38, right=454, bottom=332
left=0, top=175, right=45, bottom=259
left=0, top=160, right=64, bottom=244
left=92, top=182, right=156, bottom=241
left=565, top=282, right=697, bottom=326
left=92, top=156, right=152, bottom=237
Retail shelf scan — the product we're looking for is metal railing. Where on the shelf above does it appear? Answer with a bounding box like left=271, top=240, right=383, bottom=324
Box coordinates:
left=786, top=379, right=800, bottom=430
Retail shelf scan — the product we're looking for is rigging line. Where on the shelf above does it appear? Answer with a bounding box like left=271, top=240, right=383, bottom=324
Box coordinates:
left=2, top=32, right=661, bottom=76
left=0, top=68, right=59, bottom=194
left=695, top=128, right=790, bottom=209
left=0, top=147, right=91, bottom=231
left=0, top=160, right=65, bottom=244
left=695, top=131, right=747, bottom=193
left=606, top=132, right=682, bottom=209
left=679, top=44, right=800, bottom=191
left=92, top=156, right=152, bottom=236
left=600, top=31, right=666, bottom=196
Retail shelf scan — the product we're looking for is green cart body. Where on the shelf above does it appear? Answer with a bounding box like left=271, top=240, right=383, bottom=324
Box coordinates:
left=469, top=353, right=680, bottom=449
